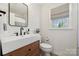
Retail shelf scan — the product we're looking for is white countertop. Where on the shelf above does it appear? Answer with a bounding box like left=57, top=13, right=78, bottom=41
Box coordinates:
left=1, top=34, right=41, bottom=54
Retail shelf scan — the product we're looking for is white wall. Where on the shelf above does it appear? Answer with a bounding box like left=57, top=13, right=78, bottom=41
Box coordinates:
left=40, top=3, right=77, bottom=56
left=28, top=3, right=41, bottom=30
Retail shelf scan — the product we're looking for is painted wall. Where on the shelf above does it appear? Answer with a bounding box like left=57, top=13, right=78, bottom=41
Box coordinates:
left=40, top=3, right=77, bottom=56
left=28, top=3, right=41, bottom=31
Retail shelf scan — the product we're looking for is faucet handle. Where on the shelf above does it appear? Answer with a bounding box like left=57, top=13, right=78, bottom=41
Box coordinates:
left=14, top=32, right=18, bottom=36
left=24, top=32, right=26, bottom=35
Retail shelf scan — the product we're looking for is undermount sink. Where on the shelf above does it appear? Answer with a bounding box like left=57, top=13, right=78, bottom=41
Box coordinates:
left=1, top=34, right=41, bottom=54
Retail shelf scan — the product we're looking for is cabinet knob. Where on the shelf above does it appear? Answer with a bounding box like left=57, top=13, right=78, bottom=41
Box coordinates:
left=28, top=49, right=31, bottom=51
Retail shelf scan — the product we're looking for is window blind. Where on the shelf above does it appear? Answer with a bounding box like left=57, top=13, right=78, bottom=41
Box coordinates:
left=51, top=4, right=69, bottom=19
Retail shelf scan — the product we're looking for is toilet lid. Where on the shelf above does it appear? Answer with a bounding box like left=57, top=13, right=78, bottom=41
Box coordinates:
left=40, top=43, right=52, bottom=48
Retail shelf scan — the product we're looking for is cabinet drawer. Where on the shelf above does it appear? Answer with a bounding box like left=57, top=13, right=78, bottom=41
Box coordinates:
left=25, top=48, right=40, bottom=56
left=25, top=41, right=40, bottom=55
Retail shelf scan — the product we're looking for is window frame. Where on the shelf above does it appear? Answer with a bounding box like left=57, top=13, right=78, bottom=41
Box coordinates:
left=49, top=4, right=72, bottom=30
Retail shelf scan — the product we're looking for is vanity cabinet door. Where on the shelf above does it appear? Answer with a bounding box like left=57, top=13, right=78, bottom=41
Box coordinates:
left=25, top=41, right=40, bottom=56
left=4, top=41, right=40, bottom=56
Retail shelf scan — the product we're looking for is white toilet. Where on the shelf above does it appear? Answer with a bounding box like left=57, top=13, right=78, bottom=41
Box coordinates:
left=40, top=43, right=52, bottom=56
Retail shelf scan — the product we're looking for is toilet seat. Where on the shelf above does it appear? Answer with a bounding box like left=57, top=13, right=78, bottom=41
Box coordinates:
left=40, top=43, right=52, bottom=49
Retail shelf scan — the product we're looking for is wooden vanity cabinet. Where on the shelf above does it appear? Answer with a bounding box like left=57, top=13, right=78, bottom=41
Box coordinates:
left=4, top=41, right=41, bottom=56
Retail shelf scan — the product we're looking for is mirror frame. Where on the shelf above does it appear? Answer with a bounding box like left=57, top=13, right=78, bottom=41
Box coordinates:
left=8, top=3, right=28, bottom=27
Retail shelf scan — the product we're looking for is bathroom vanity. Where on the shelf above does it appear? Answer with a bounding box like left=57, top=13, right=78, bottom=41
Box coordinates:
left=1, top=34, right=41, bottom=56
left=4, top=41, right=40, bottom=56
left=0, top=3, right=41, bottom=56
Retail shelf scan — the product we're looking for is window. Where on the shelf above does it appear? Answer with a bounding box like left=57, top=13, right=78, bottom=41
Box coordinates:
left=50, top=4, right=70, bottom=29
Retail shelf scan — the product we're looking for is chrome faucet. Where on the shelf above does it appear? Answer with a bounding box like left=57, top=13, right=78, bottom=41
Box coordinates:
left=20, top=27, right=24, bottom=35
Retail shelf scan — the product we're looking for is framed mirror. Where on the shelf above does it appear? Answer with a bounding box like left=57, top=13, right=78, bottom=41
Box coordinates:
left=8, top=3, right=28, bottom=27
